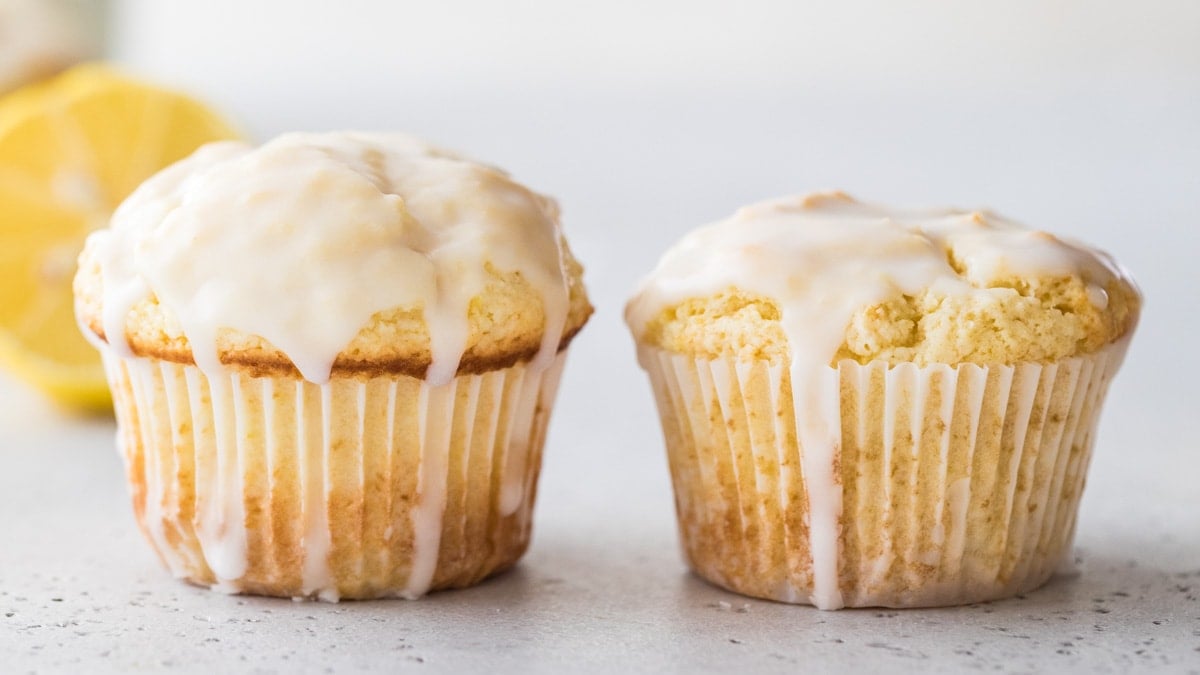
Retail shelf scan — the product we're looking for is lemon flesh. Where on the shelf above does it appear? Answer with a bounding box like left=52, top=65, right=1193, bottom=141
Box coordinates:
left=0, top=64, right=238, bottom=413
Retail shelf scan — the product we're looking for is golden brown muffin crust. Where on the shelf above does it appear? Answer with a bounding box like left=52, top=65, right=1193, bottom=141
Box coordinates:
left=640, top=271, right=1138, bottom=366
left=75, top=243, right=592, bottom=379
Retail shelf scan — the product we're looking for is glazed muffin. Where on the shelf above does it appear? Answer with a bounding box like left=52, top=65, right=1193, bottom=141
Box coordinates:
left=625, top=192, right=1138, bottom=609
left=75, top=132, right=592, bottom=600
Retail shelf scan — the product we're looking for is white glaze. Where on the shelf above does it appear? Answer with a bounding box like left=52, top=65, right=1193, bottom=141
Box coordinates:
left=193, top=369, right=249, bottom=583
left=117, top=356, right=186, bottom=576
left=500, top=367, right=542, bottom=516
left=300, top=383, right=334, bottom=600
left=405, top=383, right=453, bottom=599
left=86, top=131, right=572, bottom=386
left=639, top=336, right=1128, bottom=608
left=85, top=132, right=576, bottom=598
left=106, top=348, right=566, bottom=600
left=626, top=192, right=1128, bottom=610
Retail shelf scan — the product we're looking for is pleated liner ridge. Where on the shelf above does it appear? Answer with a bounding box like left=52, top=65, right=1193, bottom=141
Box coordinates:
left=640, top=339, right=1129, bottom=608
left=104, top=350, right=567, bottom=600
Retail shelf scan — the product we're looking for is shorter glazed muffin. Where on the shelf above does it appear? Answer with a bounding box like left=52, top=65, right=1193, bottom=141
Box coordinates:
left=75, top=132, right=591, bottom=600
left=625, top=192, right=1138, bottom=609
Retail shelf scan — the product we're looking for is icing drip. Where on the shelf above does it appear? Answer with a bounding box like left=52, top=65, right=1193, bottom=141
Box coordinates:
left=86, top=132, right=571, bottom=385
left=84, top=131, right=577, bottom=599
left=405, top=383, right=453, bottom=599
left=625, top=192, right=1127, bottom=610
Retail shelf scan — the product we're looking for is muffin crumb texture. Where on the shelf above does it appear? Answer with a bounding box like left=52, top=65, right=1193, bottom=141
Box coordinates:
left=645, top=274, right=1136, bottom=366
left=631, top=193, right=1138, bottom=366
left=74, top=132, right=591, bottom=382
left=76, top=254, right=590, bottom=379
left=73, top=131, right=591, bottom=601
left=627, top=192, right=1140, bottom=609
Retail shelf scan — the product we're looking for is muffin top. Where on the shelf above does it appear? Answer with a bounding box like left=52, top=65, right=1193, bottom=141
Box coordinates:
left=625, top=192, right=1139, bottom=367
left=75, top=131, right=592, bottom=384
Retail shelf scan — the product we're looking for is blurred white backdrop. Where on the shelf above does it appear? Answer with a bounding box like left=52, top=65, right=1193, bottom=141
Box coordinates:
left=111, top=1, right=1199, bottom=93
left=107, top=0, right=1199, bottom=482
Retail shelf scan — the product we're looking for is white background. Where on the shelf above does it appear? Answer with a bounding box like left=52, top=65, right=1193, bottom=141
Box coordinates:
left=3, top=1, right=1199, bottom=672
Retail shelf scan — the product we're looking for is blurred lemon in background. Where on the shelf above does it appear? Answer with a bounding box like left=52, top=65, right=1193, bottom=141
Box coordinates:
left=0, top=64, right=237, bottom=413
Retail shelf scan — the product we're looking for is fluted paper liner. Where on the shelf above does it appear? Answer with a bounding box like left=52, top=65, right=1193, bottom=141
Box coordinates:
left=103, top=350, right=567, bottom=600
left=640, top=339, right=1129, bottom=608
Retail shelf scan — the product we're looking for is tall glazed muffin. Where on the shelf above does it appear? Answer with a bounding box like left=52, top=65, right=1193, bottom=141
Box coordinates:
left=75, top=132, right=592, bottom=600
left=625, top=192, right=1138, bottom=609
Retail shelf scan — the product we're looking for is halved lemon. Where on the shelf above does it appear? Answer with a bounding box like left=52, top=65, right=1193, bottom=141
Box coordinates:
left=0, top=64, right=238, bottom=413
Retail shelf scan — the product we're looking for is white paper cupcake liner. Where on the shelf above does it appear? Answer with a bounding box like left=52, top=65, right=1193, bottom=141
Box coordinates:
left=639, top=338, right=1129, bottom=609
left=103, top=349, right=567, bottom=600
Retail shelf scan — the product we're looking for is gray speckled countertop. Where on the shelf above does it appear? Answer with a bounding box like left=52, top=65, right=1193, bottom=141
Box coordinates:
left=1, top=332, right=1198, bottom=674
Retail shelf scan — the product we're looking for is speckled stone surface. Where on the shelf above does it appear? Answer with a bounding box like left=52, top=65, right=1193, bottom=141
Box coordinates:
left=1, top=350, right=1198, bottom=675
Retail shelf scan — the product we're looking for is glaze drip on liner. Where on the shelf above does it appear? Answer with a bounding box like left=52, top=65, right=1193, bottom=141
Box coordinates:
left=81, top=131, right=579, bottom=600
left=624, top=191, right=1128, bottom=610
left=86, top=131, right=572, bottom=386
